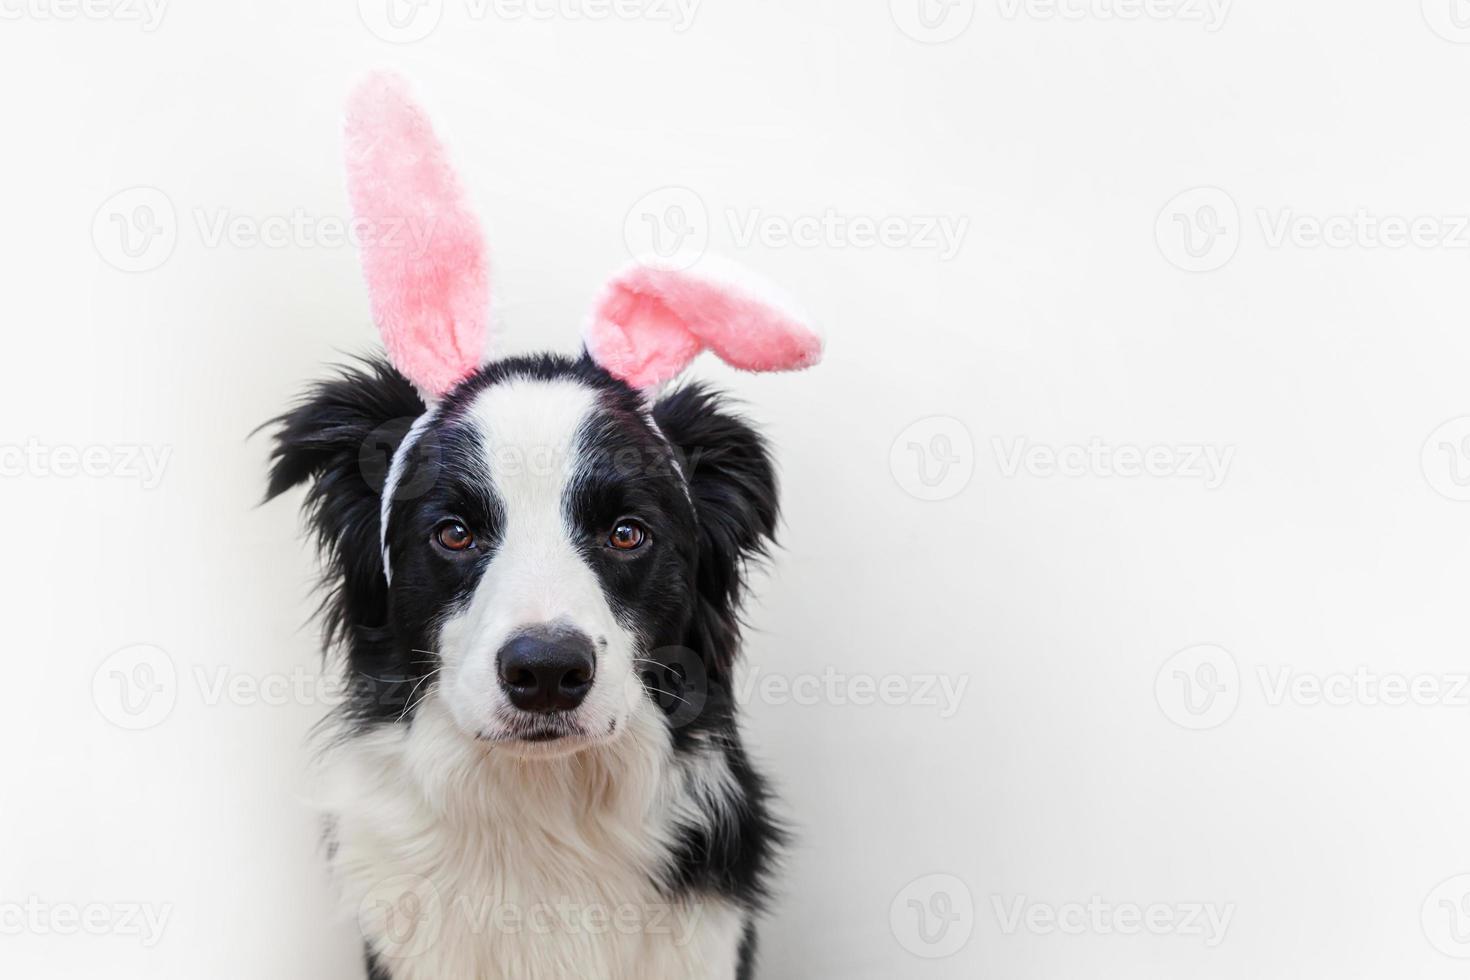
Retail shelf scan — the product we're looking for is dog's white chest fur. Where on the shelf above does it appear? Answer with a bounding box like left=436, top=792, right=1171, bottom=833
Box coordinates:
left=319, top=694, right=745, bottom=980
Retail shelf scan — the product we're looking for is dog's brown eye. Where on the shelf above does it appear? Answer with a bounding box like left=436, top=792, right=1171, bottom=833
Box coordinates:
left=608, top=521, right=647, bottom=552
left=434, top=520, right=475, bottom=552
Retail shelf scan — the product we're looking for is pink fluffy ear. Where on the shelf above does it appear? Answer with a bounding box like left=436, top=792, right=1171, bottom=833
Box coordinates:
left=583, top=259, right=823, bottom=390
left=344, top=72, right=489, bottom=399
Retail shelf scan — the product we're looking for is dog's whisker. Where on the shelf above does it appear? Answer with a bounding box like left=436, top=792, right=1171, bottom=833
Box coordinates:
left=394, top=666, right=444, bottom=723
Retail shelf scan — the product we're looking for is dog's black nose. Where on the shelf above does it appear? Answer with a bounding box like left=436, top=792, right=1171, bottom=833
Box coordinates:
left=497, top=627, right=596, bottom=713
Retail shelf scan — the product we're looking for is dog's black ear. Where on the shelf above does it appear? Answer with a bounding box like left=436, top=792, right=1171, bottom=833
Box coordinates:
left=264, top=357, right=425, bottom=645
left=652, top=383, right=779, bottom=671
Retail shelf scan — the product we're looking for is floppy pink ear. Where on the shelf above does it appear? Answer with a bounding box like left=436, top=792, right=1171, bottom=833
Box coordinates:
left=583, top=259, right=823, bottom=390
left=344, top=72, right=489, bottom=399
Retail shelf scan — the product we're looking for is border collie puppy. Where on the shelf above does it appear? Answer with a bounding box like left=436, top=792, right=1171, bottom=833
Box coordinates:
left=264, top=73, right=822, bottom=979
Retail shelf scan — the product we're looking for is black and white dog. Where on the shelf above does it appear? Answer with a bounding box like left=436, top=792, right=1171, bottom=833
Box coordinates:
left=264, top=74, right=822, bottom=979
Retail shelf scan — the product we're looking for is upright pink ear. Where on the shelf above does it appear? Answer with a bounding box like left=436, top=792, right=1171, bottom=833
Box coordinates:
left=583, top=259, right=823, bottom=390
left=344, top=72, right=490, bottom=399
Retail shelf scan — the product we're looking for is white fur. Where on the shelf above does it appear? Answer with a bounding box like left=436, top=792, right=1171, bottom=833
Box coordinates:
left=319, top=693, right=746, bottom=979
left=330, top=375, right=748, bottom=977
left=437, top=377, right=640, bottom=747
left=379, top=408, right=438, bottom=584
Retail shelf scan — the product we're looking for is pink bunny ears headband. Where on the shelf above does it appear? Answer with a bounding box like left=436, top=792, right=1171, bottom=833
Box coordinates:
left=343, top=71, right=823, bottom=401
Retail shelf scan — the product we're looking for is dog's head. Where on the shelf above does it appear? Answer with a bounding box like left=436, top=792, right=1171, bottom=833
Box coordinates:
left=265, top=74, right=821, bottom=756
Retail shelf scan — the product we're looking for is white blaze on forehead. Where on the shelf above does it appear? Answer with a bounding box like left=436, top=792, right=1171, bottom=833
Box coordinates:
left=380, top=407, right=438, bottom=583
left=436, top=375, right=646, bottom=740
left=466, top=376, right=600, bottom=568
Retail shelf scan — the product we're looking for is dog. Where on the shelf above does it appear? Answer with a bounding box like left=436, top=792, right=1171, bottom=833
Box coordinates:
left=263, top=73, right=822, bottom=979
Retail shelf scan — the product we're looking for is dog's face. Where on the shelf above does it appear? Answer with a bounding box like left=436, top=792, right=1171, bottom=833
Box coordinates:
left=267, top=355, right=779, bottom=754
left=273, top=77, right=818, bottom=754
left=383, top=363, right=699, bottom=755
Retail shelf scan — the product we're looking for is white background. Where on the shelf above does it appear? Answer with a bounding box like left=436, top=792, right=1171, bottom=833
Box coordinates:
left=4, top=1, right=1470, bottom=977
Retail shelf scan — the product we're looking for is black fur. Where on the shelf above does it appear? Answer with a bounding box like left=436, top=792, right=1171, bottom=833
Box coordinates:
left=266, top=352, right=785, bottom=973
